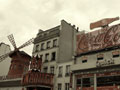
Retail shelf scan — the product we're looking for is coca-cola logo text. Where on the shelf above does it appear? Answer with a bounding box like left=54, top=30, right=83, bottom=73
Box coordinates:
left=77, top=24, right=120, bottom=54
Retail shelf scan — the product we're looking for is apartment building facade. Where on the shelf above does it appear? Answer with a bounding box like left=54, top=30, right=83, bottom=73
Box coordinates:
left=33, top=20, right=78, bottom=90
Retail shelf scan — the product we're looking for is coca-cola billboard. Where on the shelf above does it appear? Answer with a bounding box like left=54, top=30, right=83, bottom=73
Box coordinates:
left=77, top=24, right=120, bottom=55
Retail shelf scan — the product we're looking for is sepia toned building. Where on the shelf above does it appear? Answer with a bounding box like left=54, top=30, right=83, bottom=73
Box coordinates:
left=71, top=23, right=120, bottom=90
left=1, top=17, right=120, bottom=90
left=32, top=20, right=78, bottom=90
left=0, top=43, right=11, bottom=76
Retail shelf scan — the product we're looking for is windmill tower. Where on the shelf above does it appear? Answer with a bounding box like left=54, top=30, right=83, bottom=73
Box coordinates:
left=0, top=34, right=34, bottom=77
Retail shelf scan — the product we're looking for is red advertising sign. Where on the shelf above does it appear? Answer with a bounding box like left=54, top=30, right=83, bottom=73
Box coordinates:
left=77, top=24, right=120, bottom=55
left=76, top=73, right=94, bottom=78
left=97, top=86, right=119, bottom=90
left=77, top=86, right=119, bottom=90
left=97, top=71, right=120, bottom=77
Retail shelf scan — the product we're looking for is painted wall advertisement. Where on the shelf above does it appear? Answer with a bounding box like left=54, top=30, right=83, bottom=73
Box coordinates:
left=77, top=24, right=120, bottom=55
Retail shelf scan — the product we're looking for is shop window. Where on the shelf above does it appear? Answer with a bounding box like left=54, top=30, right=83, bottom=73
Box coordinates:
left=76, top=79, right=81, bottom=87
left=77, top=77, right=93, bottom=88
left=83, top=78, right=90, bottom=87
left=97, top=75, right=120, bottom=87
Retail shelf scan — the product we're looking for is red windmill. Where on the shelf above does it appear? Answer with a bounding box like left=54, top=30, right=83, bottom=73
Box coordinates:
left=0, top=34, right=34, bottom=78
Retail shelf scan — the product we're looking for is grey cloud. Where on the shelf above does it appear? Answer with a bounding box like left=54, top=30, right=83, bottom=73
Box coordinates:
left=0, top=0, right=120, bottom=55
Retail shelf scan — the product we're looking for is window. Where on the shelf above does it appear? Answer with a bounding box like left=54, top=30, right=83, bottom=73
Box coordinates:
left=66, top=65, right=70, bottom=76
left=44, top=33, right=47, bottom=36
left=51, top=52, right=56, bottom=61
left=113, top=54, right=119, bottom=58
left=82, top=56, right=87, bottom=63
left=50, top=66, right=54, bottom=74
left=77, top=78, right=81, bottom=87
left=82, top=78, right=91, bottom=87
left=41, top=43, right=44, bottom=50
left=44, top=67, right=48, bottom=73
left=97, top=76, right=120, bottom=87
left=65, top=83, right=69, bottom=90
left=35, top=45, right=39, bottom=52
left=53, top=39, right=57, bottom=47
left=47, top=41, right=51, bottom=49
left=58, top=66, right=63, bottom=77
left=97, top=54, right=104, bottom=60
left=58, top=83, right=62, bottom=90
left=40, top=55, right=43, bottom=60
left=76, top=78, right=93, bottom=88
left=82, top=60, right=87, bottom=63
left=74, top=58, right=77, bottom=64
left=112, top=51, right=119, bottom=58
left=97, top=57, right=104, bottom=60
left=45, top=53, right=49, bottom=62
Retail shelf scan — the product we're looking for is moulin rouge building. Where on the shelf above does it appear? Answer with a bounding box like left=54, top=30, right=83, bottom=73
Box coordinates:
left=71, top=17, right=120, bottom=90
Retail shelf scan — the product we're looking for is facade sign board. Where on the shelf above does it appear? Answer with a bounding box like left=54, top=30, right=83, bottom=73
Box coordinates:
left=77, top=24, right=120, bottom=55
left=96, top=58, right=114, bottom=67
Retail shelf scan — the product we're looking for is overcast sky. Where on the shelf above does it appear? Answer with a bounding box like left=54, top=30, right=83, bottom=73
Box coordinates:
left=0, top=0, right=120, bottom=56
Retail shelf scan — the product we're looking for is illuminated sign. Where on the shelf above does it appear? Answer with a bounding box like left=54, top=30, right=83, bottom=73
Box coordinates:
left=77, top=24, right=120, bottom=55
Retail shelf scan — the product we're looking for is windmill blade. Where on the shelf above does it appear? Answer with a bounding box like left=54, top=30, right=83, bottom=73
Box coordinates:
left=0, top=52, right=10, bottom=62
left=18, top=38, right=34, bottom=50
left=8, top=34, right=17, bottom=49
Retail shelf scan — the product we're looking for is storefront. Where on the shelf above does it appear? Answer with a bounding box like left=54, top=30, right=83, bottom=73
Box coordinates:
left=72, top=18, right=120, bottom=90
left=73, top=65, right=120, bottom=90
